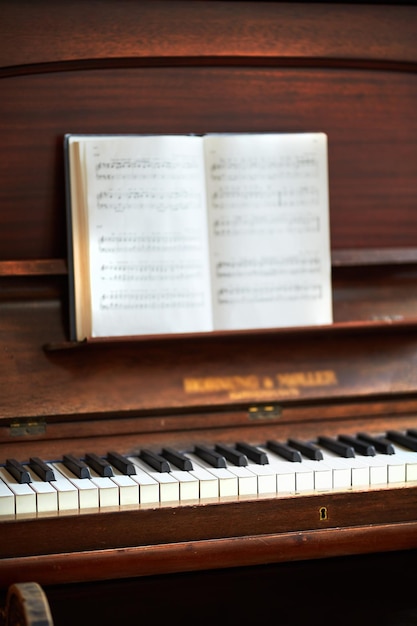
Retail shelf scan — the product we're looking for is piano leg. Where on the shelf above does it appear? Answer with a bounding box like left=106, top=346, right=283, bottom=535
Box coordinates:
left=1, top=582, right=54, bottom=626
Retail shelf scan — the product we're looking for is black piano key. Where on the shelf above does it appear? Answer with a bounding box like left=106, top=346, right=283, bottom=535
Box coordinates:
left=85, top=452, right=114, bottom=477
left=107, top=451, right=136, bottom=475
left=5, top=458, right=32, bottom=484
left=139, top=449, right=171, bottom=473
left=194, top=445, right=227, bottom=468
left=337, top=435, right=376, bottom=456
left=287, top=438, right=323, bottom=461
left=318, top=436, right=355, bottom=458
left=386, top=430, right=417, bottom=452
left=235, top=442, right=269, bottom=465
left=406, top=429, right=417, bottom=440
left=63, top=454, right=91, bottom=479
left=356, top=433, right=396, bottom=455
left=215, top=443, right=248, bottom=466
left=29, top=456, right=55, bottom=481
left=161, top=447, right=193, bottom=471
left=265, top=440, right=302, bottom=463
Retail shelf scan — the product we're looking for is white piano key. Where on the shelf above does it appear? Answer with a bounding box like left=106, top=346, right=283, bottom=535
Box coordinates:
left=367, top=456, right=388, bottom=485
left=23, top=466, right=58, bottom=513
left=321, top=450, right=370, bottom=488
left=255, top=454, right=298, bottom=494
left=255, top=447, right=296, bottom=493
left=244, top=462, right=277, bottom=495
left=0, top=477, right=15, bottom=516
left=52, top=463, right=99, bottom=509
left=187, top=453, right=238, bottom=497
left=259, top=447, right=314, bottom=493
left=356, top=444, right=403, bottom=484
left=303, top=460, right=333, bottom=492
left=386, top=457, right=406, bottom=483
left=403, top=451, right=417, bottom=481
left=390, top=445, right=417, bottom=482
left=0, top=468, right=36, bottom=515
left=321, top=456, right=352, bottom=489
left=46, top=462, right=79, bottom=511
left=406, top=460, right=417, bottom=482
left=294, top=466, right=314, bottom=492
left=329, top=452, right=385, bottom=486
left=349, top=458, right=371, bottom=487
left=89, top=472, right=119, bottom=507
left=124, top=461, right=160, bottom=504
left=347, top=440, right=417, bottom=485
left=169, top=470, right=199, bottom=501
left=273, top=462, right=297, bottom=494
left=110, top=471, right=140, bottom=506
left=332, top=465, right=352, bottom=489
left=224, top=463, right=258, bottom=496
left=129, top=457, right=180, bottom=503
left=348, top=438, right=411, bottom=485
left=187, top=464, right=219, bottom=499
left=206, top=467, right=238, bottom=497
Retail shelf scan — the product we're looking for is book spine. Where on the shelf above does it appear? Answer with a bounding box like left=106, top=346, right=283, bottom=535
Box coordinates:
left=63, top=134, right=77, bottom=342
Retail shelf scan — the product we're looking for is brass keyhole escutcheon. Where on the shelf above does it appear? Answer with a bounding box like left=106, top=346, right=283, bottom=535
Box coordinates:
left=319, top=506, right=328, bottom=521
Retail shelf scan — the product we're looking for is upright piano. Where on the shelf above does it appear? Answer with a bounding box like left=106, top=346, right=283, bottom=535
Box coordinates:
left=1, top=1, right=417, bottom=624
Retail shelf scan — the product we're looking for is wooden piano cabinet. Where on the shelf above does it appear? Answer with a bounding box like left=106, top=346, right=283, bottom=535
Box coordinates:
left=1, top=1, right=417, bottom=622
left=2, top=553, right=417, bottom=626
left=41, top=550, right=417, bottom=626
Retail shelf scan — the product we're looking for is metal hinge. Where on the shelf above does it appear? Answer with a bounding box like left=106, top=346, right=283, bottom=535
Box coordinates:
left=248, top=404, right=282, bottom=420
left=10, top=419, right=47, bottom=437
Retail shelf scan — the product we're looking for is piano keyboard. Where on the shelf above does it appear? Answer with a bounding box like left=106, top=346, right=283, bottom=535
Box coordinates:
left=1, top=430, right=417, bottom=518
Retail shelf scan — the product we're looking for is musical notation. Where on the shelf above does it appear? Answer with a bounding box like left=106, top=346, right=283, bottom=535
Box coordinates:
left=98, top=233, right=201, bottom=253
left=211, top=186, right=320, bottom=210
left=96, top=189, right=202, bottom=213
left=95, top=156, right=199, bottom=181
left=100, top=290, right=205, bottom=311
left=216, top=254, right=321, bottom=278
left=100, top=261, right=204, bottom=282
left=69, top=132, right=330, bottom=337
left=212, top=213, right=320, bottom=237
left=217, top=284, right=323, bottom=305
left=210, top=153, right=319, bottom=182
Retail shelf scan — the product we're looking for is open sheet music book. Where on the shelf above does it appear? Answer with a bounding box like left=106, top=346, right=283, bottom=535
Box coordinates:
left=65, top=133, right=332, bottom=341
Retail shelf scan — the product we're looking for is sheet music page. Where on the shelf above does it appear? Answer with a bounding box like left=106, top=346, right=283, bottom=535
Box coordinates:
left=81, top=135, right=213, bottom=337
left=204, top=133, right=332, bottom=330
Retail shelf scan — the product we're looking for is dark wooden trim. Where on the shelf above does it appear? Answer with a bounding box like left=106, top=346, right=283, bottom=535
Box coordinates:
left=2, top=57, right=417, bottom=80
left=332, top=247, right=417, bottom=266
left=0, top=260, right=67, bottom=277
left=1, top=520, right=416, bottom=588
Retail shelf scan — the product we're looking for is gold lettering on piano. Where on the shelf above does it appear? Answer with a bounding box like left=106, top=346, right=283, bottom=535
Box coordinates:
left=229, top=388, right=300, bottom=400
left=184, top=375, right=259, bottom=394
left=276, top=370, right=337, bottom=388
left=183, top=369, right=338, bottom=398
left=262, top=376, right=275, bottom=389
